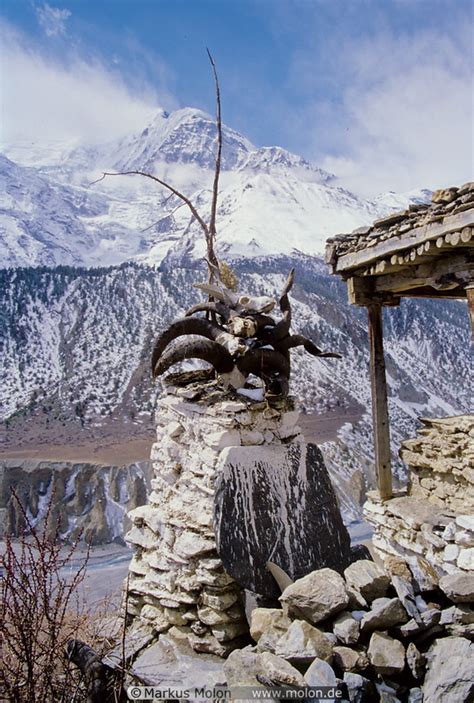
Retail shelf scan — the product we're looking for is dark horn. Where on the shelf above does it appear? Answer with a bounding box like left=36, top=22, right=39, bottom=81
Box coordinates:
left=153, top=339, right=235, bottom=379
left=278, top=334, right=342, bottom=358
left=151, top=318, right=224, bottom=375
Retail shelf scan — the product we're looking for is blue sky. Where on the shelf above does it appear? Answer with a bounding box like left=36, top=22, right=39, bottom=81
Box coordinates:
left=1, top=0, right=472, bottom=195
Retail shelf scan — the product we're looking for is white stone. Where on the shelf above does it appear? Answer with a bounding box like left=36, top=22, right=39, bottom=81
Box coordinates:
left=203, top=430, right=241, bottom=450
left=240, top=430, right=265, bottom=445
left=455, top=530, right=474, bottom=547
left=457, top=547, right=474, bottom=570
left=166, top=421, right=184, bottom=439
left=456, top=515, right=474, bottom=531
left=442, top=521, right=457, bottom=541
left=443, top=544, right=460, bottom=562
left=174, top=531, right=215, bottom=559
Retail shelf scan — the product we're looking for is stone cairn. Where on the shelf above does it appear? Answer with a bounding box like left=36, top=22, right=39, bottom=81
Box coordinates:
left=124, top=380, right=307, bottom=657
left=226, top=557, right=474, bottom=702
left=364, top=415, right=474, bottom=575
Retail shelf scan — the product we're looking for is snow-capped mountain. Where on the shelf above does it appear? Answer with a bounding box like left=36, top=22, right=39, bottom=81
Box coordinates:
left=0, top=107, right=430, bottom=268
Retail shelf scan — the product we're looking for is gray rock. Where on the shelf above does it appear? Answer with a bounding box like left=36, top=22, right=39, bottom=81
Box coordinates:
left=406, top=642, right=425, bottom=680
left=223, top=647, right=305, bottom=688
left=274, top=620, right=333, bottom=663
left=223, top=647, right=265, bottom=686
left=250, top=608, right=291, bottom=642
left=343, top=673, right=373, bottom=703
left=439, top=572, right=474, bottom=603
left=259, top=652, right=306, bottom=687
left=360, top=597, right=409, bottom=632
left=344, top=560, right=390, bottom=602
left=407, top=555, right=439, bottom=592
left=423, top=636, right=474, bottom=703
left=333, top=646, right=369, bottom=672
left=304, top=658, right=338, bottom=696
left=439, top=604, right=474, bottom=626
left=391, top=574, right=421, bottom=622
left=131, top=633, right=225, bottom=687
left=280, top=568, right=349, bottom=624
left=214, top=443, right=354, bottom=597
left=333, top=611, right=360, bottom=645
left=367, top=632, right=405, bottom=675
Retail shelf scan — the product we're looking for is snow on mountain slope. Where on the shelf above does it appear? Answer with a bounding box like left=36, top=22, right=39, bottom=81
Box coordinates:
left=0, top=107, right=430, bottom=268
left=1, top=257, right=470, bottom=522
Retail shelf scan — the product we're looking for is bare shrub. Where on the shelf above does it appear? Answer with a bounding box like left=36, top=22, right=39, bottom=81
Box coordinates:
left=0, top=489, right=104, bottom=702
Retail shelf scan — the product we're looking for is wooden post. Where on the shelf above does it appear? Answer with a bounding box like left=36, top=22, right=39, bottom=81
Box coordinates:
left=466, top=284, right=474, bottom=339
left=368, top=304, right=393, bottom=500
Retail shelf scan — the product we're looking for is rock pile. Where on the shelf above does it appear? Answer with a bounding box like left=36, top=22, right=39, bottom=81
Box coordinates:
left=364, top=415, right=474, bottom=575
left=227, top=558, right=474, bottom=702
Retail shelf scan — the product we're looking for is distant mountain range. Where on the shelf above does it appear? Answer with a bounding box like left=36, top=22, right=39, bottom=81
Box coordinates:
left=0, top=107, right=431, bottom=268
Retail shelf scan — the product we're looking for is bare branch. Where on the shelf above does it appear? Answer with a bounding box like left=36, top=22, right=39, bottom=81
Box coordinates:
left=206, top=48, right=222, bottom=272
left=141, top=201, right=187, bottom=233
left=90, top=170, right=210, bottom=237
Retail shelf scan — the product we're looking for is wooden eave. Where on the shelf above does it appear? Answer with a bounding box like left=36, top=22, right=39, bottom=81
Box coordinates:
left=330, top=208, right=474, bottom=305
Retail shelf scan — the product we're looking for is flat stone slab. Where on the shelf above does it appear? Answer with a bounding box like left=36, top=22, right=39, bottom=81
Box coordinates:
left=214, top=443, right=354, bottom=597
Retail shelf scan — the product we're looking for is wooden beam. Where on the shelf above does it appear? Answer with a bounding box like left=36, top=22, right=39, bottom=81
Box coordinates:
left=368, top=304, right=392, bottom=500
left=347, top=276, right=400, bottom=306
left=335, top=209, right=474, bottom=273
left=374, top=252, right=474, bottom=294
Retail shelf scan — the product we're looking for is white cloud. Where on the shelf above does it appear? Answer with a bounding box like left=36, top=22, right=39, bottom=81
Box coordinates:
left=36, top=3, right=71, bottom=38
left=0, top=22, right=168, bottom=145
left=303, top=27, right=473, bottom=196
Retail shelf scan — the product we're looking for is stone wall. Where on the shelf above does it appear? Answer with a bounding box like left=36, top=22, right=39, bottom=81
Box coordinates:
left=364, top=415, right=474, bottom=575
left=125, top=382, right=305, bottom=657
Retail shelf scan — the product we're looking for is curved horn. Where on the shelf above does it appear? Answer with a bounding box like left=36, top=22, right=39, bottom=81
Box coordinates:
left=151, top=318, right=225, bottom=375
left=267, top=269, right=295, bottom=342
left=184, top=301, right=231, bottom=322
left=153, top=339, right=234, bottom=378
left=277, top=334, right=342, bottom=358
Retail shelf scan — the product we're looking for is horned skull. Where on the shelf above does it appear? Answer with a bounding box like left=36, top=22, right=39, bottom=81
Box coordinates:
left=151, top=268, right=341, bottom=398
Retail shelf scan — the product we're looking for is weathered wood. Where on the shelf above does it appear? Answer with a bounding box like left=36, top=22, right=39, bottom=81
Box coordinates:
left=367, top=304, right=392, bottom=500
left=450, top=231, right=461, bottom=246
left=466, top=284, right=474, bottom=338
left=335, top=209, right=474, bottom=272
left=347, top=277, right=400, bottom=306
left=374, top=252, right=474, bottom=294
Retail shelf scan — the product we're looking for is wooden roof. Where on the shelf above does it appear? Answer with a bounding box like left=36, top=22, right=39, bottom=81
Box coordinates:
left=325, top=183, right=474, bottom=304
